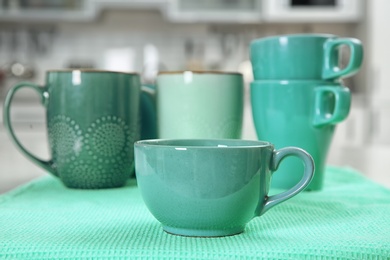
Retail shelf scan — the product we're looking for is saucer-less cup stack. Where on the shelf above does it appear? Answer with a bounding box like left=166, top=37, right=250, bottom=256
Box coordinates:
left=250, top=34, right=363, bottom=191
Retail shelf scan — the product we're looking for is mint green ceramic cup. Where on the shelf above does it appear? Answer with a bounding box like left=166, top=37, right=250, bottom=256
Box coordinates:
left=135, top=139, right=314, bottom=237
left=4, top=70, right=142, bottom=189
left=251, top=80, right=351, bottom=191
left=156, top=71, right=244, bottom=139
left=250, top=34, right=363, bottom=80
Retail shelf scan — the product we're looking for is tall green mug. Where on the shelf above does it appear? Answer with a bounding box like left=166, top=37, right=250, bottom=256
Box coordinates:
left=250, top=80, right=351, bottom=191
left=4, top=70, right=143, bottom=189
left=156, top=71, right=244, bottom=139
left=250, top=34, right=363, bottom=80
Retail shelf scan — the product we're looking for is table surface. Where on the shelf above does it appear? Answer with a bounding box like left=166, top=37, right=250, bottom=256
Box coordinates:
left=1, top=166, right=389, bottom=259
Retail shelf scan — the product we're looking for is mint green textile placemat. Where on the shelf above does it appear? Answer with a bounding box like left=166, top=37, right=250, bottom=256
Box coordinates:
left=0, top=166, right=389, bottom=259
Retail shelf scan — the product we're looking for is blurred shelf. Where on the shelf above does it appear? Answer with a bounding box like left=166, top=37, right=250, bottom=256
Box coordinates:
left=164, top=0, right=262, bottom=23
left=0, top=0, right=363, bottom=23
left=261, top=0, right=362, bottom=23
left=0, top=0, right=94, bottom=22
left=0, top=0, right=263, bottom=23
left=0, top=0, right=167, bottom=22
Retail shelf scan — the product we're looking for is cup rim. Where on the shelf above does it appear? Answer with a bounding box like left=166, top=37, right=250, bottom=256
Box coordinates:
left=135, top=139, right=271, bottom=149
left=47, top=69, right=139, bottom=75
left=250, top=33, right=337, bottom=45
left=250, top=79, right=342, bottom=85
left=158, top=70, right=242, bottom=76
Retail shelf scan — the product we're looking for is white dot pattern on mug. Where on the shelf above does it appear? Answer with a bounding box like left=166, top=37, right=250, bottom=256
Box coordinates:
left=48, top=115, right=138, bottom=189
left=85, top=116, right=128, bottom=158
left=48, top=115, right=83, bottom=160
left=62, top=160, right=127, bottom=189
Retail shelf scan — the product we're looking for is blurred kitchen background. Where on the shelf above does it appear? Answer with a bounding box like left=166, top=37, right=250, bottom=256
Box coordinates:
left=1, top=0, right=389, bottom=193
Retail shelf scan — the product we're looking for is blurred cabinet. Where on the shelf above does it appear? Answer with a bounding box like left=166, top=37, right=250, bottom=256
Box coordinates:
left=0, top=0, right=262, bottom=23
left=165, top=0, right=262, bottom=23
left=0, top=0, right=95, bottom=22
left=330, top=0, right=390, bottom=151
left=0, top=103, right=48, bottom=193
left=328, top=0, right=390, bottom=188
left=262, top=0, right=362, bottom=23
left=370, top=103, right=390, bottom=146
left=0, top=0, right=166, bottom=22
left=0, top=0, right=365, bottom=23
left=366, top=0, right=390, bottom=145
left=0, top=125, right=48, bottom=194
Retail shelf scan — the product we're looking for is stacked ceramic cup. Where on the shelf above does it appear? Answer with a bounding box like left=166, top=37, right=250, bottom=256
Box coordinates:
left=250, top=34, right=363, bottom=191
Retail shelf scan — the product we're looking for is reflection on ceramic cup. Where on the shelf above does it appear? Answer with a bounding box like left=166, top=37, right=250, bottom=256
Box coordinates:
left=135, top=139, right=314, bottom=237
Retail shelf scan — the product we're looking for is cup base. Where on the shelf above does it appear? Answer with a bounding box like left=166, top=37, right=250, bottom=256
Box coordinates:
left=62, top=181, right=126, bottom=190
left=162, top=226, right=244, bottom=237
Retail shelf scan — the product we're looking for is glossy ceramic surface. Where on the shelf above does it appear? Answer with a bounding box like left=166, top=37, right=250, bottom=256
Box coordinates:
left=4, top=70, right=141, bottom=189
left=156, top=71, right=244, bottom=139
left=140, top=84, right=157, bottom=140
left=250, top=34, right=363, bottom=80
left=134, top=139, right=314, bottom=237
left=250, top=80, right=351, bottom=191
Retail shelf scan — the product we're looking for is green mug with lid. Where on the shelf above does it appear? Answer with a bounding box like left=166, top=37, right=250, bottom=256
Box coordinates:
left=4, top=70, right=142, bottom=189
left=135, top=139, right=314, bottom=237
left=250, top=80, right=351, bottom=191
left=250, top=34, right=363, bottom=80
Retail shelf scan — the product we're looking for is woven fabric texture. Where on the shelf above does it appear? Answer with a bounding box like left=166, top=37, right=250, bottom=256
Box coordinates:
left=0, top=166, right=389, bottom=259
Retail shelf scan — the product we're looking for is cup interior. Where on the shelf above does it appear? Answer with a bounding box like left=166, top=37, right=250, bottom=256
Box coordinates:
left=136, top=139, right=270, bottom=148
left=158, top=70, right=242, bottom=76
left=47, top=69, right=139, bottom=75
left=250, top=33, right=336, bottom=46
left=250, top=80, right=342, bottom=87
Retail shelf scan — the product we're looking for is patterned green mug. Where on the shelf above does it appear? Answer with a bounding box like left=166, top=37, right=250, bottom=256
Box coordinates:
left=3, top=70, right=142, bottom=189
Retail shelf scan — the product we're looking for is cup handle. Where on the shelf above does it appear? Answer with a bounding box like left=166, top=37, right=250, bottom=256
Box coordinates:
left=260, top=147, right=315, bottom=215
left=140, top=84, right=157, bottom=140
left=312, top=86, right=351, bottom=127
left=322, top=37, right=363, bottom=80
left=3, top=82, right=57, bottom=176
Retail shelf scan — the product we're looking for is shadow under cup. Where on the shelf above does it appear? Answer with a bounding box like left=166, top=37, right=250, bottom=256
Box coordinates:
left=3, top=70, right=142, bottom=189
left=250, top=80, right=351, bottom=191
